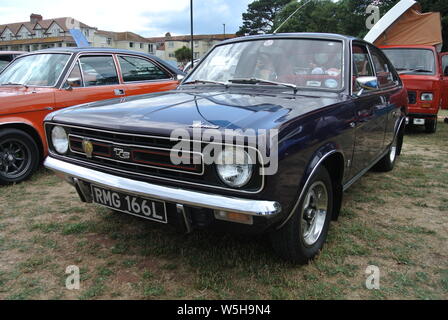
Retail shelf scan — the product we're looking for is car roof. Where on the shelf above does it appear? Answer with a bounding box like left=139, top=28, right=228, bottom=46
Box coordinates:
left=220, top=32, right=358, bottom=45
left=19, top=47, right=184, bottom=75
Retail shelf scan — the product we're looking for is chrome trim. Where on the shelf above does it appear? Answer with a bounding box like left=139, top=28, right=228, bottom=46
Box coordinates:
left=68, top=133, right=205, bottom=176
left=277, top=150, right=339, bottom=229
left=44, top=156, right=281, bottom=217
left=44, top=122, right=265, bottom=194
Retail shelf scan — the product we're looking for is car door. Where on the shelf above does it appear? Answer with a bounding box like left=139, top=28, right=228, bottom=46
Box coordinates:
left=350, top=43, right=388, bottom=175
left=368, top=45, right=402, bottom=148
left=54, top=54, right=127, bottom=110
left=440, top=53, right=448, bottom=110
left=116, top=54, right=179, bottom=97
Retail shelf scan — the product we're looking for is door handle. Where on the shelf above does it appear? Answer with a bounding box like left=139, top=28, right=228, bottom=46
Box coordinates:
left=114, top=89, right=125, bottom=96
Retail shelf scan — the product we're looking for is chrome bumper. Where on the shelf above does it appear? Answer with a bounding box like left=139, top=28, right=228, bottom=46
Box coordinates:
left=44, top=157, right=281, bottom=217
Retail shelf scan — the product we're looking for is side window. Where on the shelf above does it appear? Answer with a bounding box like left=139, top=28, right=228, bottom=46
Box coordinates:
left=352, top=44, right=374, bottom=92
left=118, top=56, right=170, bottom=82
left=79, top=55, right=119, bottom=86
left=369, top=47, right=396, bottom=87
left=67, top=61, right=83, bottom=87
left=442, top=55, right=448, bottom=76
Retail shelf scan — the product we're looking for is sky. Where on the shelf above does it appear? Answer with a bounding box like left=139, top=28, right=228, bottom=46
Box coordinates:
left=0, top=0, right=253, bottom=37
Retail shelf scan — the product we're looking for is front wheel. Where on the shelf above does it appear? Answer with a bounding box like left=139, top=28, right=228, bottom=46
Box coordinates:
left=269, top=166, right=333, bottom=264
left=0, top=129, right=40, bottom=185
left=425, top=118, right=437, bottom=134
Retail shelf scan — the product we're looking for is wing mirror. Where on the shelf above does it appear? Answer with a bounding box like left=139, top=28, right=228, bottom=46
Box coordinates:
left=176, top=74, right=185, bottom=81
left=64, top=77, right=82, bottom=90
left=356, top=76, right=378, bottom=96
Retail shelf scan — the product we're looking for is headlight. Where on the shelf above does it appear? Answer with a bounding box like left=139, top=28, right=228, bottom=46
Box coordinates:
left=216, top=148, right=253, bottom=188
left=421, top=93, right=433, bottom=101
left=51, top=126, right=68, bottom=154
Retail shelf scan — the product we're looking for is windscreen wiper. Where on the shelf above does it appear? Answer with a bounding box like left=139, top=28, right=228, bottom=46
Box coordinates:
left=183, top=79, right=229, bottom=87
left=229, top=78, right=298, bottom=94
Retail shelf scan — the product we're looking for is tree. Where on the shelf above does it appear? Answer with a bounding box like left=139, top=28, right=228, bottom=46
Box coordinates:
left=236, top=0, right=291, bottom=36
left=272, top=0, right=345, bottom=35
left=174, top=46, right=192, bottom=64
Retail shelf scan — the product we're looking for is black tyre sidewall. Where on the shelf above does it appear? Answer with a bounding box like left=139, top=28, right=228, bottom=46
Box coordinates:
left=0, top=129, right=39, bottom=185
left=270, top=166, right=333, bottom=264
left=425, top=118, right=437, bottom=134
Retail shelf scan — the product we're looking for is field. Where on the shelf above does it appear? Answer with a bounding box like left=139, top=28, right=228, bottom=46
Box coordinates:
left=0, top=113, right=447, bottom=300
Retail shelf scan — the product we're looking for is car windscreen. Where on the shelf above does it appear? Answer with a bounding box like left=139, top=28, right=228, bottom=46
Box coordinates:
left=0, top=53, right=70, bottom=87
left=0, top=60, right=10, bottom=72
left=184, top=38, right=344, bottom=91
left=382, top=48, right=436, bottom=75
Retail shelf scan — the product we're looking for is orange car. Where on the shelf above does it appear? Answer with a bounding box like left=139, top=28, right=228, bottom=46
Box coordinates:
left=0, top=48, right=183, bottom=184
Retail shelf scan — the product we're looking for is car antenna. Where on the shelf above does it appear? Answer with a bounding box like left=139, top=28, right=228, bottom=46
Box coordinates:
left=273, top=0, right=313, bottom=34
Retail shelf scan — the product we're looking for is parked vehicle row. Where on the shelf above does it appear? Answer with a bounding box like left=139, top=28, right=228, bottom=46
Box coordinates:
left=0, top=48, right=184, bottom=185
left=42, top=33, right=408, bottom=263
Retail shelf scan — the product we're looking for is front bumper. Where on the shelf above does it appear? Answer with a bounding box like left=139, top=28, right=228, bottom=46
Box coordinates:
left=44, top=156, right=281, bottom=218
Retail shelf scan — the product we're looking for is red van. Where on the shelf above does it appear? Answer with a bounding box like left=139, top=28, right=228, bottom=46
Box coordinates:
left=381, top=45, right=448, bottom=133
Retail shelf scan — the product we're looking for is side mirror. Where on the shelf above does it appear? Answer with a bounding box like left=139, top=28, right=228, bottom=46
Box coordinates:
left=176, top=74, right=185, bottom=81
left=64, top=77, right=82, bottom=90
left=356, top=76, right=378, bottom=96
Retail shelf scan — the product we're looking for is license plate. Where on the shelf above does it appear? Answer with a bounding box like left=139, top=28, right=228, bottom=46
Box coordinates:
left=91, top=185, right=167, bottom=223
left=413, top=118, right=425, bottom=125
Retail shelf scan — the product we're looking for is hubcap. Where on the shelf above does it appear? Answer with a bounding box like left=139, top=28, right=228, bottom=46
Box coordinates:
left=301, top=181, right=328, bottom=246
left=0, top=140, right=30, bottom=179
left=389, top=139, right=397, bottom=163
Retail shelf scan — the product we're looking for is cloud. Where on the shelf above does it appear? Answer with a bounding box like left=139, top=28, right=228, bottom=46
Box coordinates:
left=0, top=0, right=252, bottom=36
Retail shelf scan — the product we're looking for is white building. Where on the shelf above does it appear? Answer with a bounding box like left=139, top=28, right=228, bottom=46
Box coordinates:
left=0, top=14, right=153, bottom=53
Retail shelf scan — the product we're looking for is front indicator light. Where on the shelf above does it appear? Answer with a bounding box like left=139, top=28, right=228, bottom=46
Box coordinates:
left=214, top=210, right=253, bottom=225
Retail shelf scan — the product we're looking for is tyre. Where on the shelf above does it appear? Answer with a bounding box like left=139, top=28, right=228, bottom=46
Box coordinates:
left=425, top=118, right=437, bottom=134
left=396, top=121, right=405, bottom=156
left=269, top=166, right=333, bottom=264
left=374, top=136, right=398, bottom=172
left=0, top=129, right=40, bottom=185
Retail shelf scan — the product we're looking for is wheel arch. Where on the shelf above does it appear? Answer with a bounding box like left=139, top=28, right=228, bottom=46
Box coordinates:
left=0, top=122, right=45, bottom=162
left=276, top=144, right=346, bottom=230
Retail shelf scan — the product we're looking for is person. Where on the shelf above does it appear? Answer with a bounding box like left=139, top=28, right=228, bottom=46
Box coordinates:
left=254, top=53, right=277, bottom=81
left=310, top=52, right=341, bottom=76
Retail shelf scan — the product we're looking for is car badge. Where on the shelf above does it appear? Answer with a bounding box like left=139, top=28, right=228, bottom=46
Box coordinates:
left=189, top=121, right=220, bottom=129
left=113, top=148, right=131, bottom=160
left=82, top=139, right=94, bottom=159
